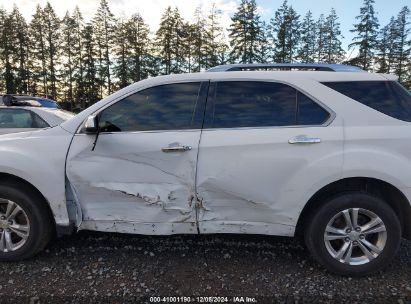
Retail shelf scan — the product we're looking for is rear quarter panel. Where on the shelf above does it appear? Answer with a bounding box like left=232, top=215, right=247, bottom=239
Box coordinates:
left=343, top=124, right=411, bottom=189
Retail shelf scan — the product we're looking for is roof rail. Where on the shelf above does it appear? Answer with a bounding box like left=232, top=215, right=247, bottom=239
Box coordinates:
left=206, top=63, right=364, bottom=73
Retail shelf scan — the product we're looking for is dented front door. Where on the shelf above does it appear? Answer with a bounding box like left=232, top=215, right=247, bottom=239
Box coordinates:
left=66, top=82, right=208, bottom=234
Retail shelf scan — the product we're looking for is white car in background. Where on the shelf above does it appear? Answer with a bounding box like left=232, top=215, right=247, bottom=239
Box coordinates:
left=0, top=64, right=410, bottom=277
left=0, top=95, right=74, bottom=135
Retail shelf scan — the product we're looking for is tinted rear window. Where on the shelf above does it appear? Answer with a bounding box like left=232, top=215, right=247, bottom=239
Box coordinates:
left=212, top=82, right=296, bottom=128
left=322, top=81, right=411, bottom=122
left=297, top=91, right=330, bottom=125
left=207, top=81, right=330, bottom=128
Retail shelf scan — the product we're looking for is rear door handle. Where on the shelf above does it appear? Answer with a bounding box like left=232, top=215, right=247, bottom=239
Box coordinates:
left=161, top=146, right=192, bottom=152
left=288, top=136, right=321, bottom=144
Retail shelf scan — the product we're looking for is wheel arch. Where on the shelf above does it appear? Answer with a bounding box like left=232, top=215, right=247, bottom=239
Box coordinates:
left=0, top=172, right=56, bottom=231
left=296, top=177, right=411, bottom=240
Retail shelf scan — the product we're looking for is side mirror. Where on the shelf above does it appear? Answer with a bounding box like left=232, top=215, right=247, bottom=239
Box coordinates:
left=83, top=114, right=99, bottom=134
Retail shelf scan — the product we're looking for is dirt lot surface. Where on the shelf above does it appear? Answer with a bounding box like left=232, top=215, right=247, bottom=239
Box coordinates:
left=0, top=231, right=410, bottom=303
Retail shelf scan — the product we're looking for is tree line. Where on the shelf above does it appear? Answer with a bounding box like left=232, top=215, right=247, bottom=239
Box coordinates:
left=0, top=0, right=410, bottom=109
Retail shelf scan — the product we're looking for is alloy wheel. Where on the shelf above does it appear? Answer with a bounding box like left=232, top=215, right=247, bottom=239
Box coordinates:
left=324, top=208, right=387, bottom=265
left=0, top=199, right=30, bottom=253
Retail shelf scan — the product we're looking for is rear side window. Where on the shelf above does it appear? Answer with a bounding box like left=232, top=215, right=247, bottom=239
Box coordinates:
left=322, top=81, right=411, bottom=122
left=99, top=83, right=201, bottom=132
left=207, top=81, right=330, bottom=128
left=297, top=92, right=330, bottom=125
left=0, top=108, right=48, bottom=128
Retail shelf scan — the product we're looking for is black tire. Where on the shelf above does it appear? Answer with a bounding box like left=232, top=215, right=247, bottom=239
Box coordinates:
left=0, top=182, right=53, bottom=261
left=305, top=192, right=401, bottom=276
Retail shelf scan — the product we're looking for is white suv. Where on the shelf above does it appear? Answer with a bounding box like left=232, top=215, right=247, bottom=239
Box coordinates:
left=0, top=64, right=410, bottom=276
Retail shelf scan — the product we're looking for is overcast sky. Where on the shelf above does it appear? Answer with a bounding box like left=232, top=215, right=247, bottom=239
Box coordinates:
left=0, top=0, right=410, bottom=50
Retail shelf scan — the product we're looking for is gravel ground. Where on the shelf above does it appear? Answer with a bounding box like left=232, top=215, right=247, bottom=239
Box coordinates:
left=0, top=232, right=410, bottom=303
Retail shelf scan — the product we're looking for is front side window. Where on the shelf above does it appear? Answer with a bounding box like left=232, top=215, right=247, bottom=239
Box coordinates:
left=0, top=108, right=48, bottom=128
left=322, top=81, right=411, bottom=122
left=207, top=81, right=329, bottom=128
left=99, top=82, right=201, bottom=132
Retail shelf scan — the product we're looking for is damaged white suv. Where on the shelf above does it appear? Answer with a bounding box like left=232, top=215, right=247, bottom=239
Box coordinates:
left=1, top=63, right=411, bottom=276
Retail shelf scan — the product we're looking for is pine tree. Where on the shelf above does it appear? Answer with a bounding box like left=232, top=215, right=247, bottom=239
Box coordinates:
left=348, top=0, right=380, bottom=70
left=126, top=14, right=152, bottom=81
left=29, top=5, right=47, bottom=96
left=269, top=1, right=288, bottom=63
left=0, top=8, right=6, bottom=92
left=203, top=4, right=227, bottom=68
left=0, top=9, right=16, bottom=93
left=376, top=22, right=391, bottom=73
left=93, top=0, right=116, bottom=97
left=72, top=6, right=86, bottom=105
left=28, top=3, right=60, bottom=99
left=43, top=2, right=60, bottom=99
left=187, top=6, right=206, bottom=72
left=113, top=19, right=132, bottom=89
left=0, top=11, right=3, bottom=92
left=376, top=17, right=397, bottom=73
left=61, top=12, right=76, bottom=103
left=322, top=8, right=345, bottom=63
left=257, top=21, right=270, bottom=63
left=285, top=7, right=300, bottom=63
left=82, top=24, right=100, bottom=107
left=156, top=7, right=174, bottom=74
left=316, top=14, right=327, bottom=62
left=393, top=6, right=411, bottom=82
left=386, top=17, right=399, bottom=73
left=298, top=11, right=317, bottom=63
left=228, top=0, right=263, bottom=64
left=172, top=8, right=186, bottom=73
left=182, top=23, right=196, bottom=72
left=155, top=7, right=186, bottom=74
left=9, top=6, right=29, bottom=94
left=269, top=1, right=300, bottom=63
left=217, top=33, right=230, bottom=65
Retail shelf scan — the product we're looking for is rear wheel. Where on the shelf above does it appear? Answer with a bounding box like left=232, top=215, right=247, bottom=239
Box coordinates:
left=0, top=183, right=53, bottom=261
left=305, top=192, right=401, bottom=276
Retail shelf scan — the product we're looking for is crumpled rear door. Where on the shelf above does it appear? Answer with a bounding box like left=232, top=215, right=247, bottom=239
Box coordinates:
left=196, top=81, right=343, bottom=236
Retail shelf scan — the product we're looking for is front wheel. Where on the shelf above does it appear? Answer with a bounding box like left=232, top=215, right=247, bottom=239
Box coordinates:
left=305, top=192, right=401, bottom=276
left=0, top=183, right=53, bottom=261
